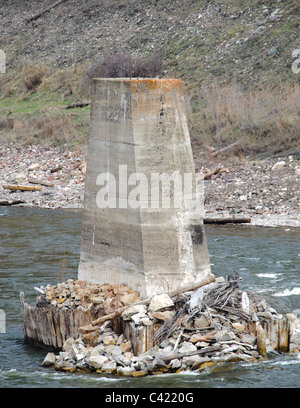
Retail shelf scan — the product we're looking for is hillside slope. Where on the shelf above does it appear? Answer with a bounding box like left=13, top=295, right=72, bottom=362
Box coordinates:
left=0, top=0, right=299, bottom=155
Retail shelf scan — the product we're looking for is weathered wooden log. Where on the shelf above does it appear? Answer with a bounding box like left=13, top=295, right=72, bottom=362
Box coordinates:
left=204, top=217, right=251, bottom=224
left=159, top=345, right=221, bottom=363
left=255, top=318, right=290, bottom=356
left=278, top=318, right=290, bottom=352
left=90, top=274, right=216, bottom=327
left=262, top=318, right=290, bottom=353
left=0, top=199, right=26, bottom=206
left=28, top=178, right=54, bottom=187
left=203, top=167, right=222, bottom=180
left=3, top=184, right=42, bottom=192
left=50, top=166, right=62, bottom=173
left=63, top=102, right=90, bottom=109
left=26, top=0, right=68, bottom=23
left=210, top=141, right=240, bottom=158
left=256, top=322, right=267, bottom=357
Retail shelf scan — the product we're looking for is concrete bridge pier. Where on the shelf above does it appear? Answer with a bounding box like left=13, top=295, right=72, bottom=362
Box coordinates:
left=78, top=78, right=211, bottom=298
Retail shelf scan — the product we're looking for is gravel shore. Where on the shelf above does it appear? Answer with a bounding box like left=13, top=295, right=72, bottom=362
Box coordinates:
left=196, top=154, right=300, bottom=228
left=1, top=144, right=300, bottom=228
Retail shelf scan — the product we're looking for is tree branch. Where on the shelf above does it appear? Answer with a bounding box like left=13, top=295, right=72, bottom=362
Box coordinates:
left=26, top=0, right=68, bottom=23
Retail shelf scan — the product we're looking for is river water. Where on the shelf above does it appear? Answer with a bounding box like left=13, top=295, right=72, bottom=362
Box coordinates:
left=0, top=207, right=300, bottom=388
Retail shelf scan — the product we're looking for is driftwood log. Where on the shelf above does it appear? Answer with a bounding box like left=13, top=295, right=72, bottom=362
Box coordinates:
left=209, top=141, right=240, bottom=158
left=28, top=178, right=54, bottom=188
left=203, top=167, right=222, bottom=180
left=63, top=102, right=90, bottom=109
left=3, top=184, right=42, bottom=192
left=159, top=345, right=221, bottom=363
left=89, top=274, right=216, bottom=327
left=0, top=200, right=26, bottom=206
left=26, top=0, right=68, bottom=23
left=204, top=217, right=251, bottom=225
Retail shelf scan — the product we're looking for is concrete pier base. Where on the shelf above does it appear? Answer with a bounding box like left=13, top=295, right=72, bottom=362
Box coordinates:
left=78, top=78, right=210, bottom=297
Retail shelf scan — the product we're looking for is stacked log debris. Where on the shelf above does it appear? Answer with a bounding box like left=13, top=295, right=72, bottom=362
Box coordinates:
left=21, top=275, right=300, bottom=377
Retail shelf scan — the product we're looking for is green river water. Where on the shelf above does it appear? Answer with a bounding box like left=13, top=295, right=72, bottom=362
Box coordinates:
left=0, top=207, right=300, bottom=388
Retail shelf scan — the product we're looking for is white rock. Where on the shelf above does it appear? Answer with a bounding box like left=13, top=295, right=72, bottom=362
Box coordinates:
left=178, top=341, right=197, bottom=354
left=42, top=352, right=56, bottom=366
left=62, top=337, right=75, bottom=352
left=214, top=330, right=236, bottom=342
left=105, top=345, right=122, bottom=357
left=188, top=288, right=204, bottom=311
left=131, top=312, right=147, bottom=324
left=117, top=366, right=136, bottom=376
left=272, top=161, right=285, bottom=171
left=15, top=173, right=26, bottom=184
left=71, top=343, right=87, bottom=361
left=101, top=360, right=117, bottom=373
left=241, top=291, right=250, bottom=314
left=88, top=354, right=109, bottom=369
left=295, top=167, right=300, bottom=177
left=121, top=305, right=147, bottom=320
left=222, top=345, right=240, bottom=353
left=149, top=293, right=174, bottom=312
left=28, top=163, right=40, bottom=171
left=170, top=358, right=181, bottom=369
left=239, top=195, right=248, bottom=201
left=182, top=354, right=202, bottom=367
left=102, top=334, right=115, bottom=345
left=150, top=310, right=175, bottom=321
left=141, top=317, right=153, bottom=326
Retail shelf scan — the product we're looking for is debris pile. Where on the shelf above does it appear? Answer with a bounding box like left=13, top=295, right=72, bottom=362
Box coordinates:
left=37, top=274, right=300, bottom=376
left=41, top=279, right=141, bottom=315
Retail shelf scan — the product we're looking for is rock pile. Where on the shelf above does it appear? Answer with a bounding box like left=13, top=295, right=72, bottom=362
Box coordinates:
left=42, top=279, right=141, bottom=311
left=40, top=275, right=300, bottom=376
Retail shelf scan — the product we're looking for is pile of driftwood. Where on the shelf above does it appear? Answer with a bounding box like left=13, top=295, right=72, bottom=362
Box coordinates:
left=21, top=273, right=300, bottom=376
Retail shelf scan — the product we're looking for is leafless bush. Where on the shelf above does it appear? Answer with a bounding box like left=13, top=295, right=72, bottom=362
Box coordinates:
left=82, top=51, right=163, bottom=96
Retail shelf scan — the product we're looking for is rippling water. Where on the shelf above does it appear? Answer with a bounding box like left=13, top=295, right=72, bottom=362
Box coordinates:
left=1, top=207, right=300, bottom=388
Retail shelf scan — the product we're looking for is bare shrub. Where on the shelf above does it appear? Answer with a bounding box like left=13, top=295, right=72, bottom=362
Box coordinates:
left=82, top=51, right=163, bottom=96
left=21, top=61, right=46, bottom=91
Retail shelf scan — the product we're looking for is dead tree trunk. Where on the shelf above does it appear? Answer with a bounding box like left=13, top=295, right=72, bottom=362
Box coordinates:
left=26, top=0, right=68, bottom=23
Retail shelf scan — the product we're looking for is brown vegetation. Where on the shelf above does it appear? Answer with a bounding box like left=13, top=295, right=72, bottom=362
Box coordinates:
left=82, top=51, right=163, bottom=96
left=21, top=61, right=46, bottom=91
left=190, top=83, right=300, bottom=157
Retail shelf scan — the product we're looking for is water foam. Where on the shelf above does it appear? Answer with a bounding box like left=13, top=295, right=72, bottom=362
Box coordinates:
left=256, top=273, right=278, bottom=278
left=274, top=287, right=300, bottom=297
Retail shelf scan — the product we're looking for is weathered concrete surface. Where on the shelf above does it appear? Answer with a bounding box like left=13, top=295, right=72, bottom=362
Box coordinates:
left=78, top=78, right=210, bottom=297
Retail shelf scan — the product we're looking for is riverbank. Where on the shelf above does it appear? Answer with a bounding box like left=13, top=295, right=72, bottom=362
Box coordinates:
left=1, top=144, right=300, bottom=227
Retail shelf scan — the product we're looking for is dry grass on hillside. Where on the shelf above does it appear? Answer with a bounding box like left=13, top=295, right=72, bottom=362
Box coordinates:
left=190, top=83, right=300, bottom=157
